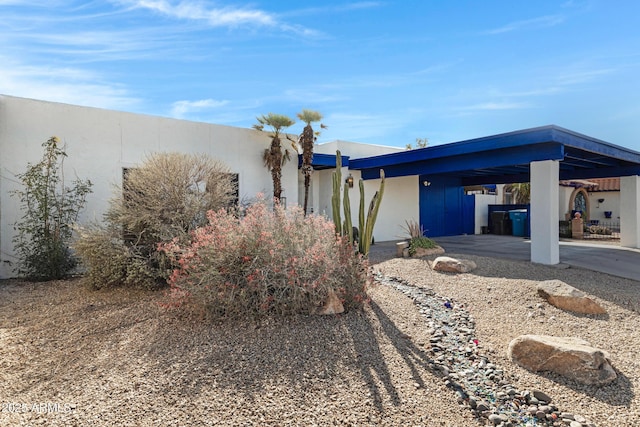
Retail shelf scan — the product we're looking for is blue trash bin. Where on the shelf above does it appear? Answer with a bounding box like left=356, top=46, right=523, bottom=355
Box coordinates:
left=509, top=209, right=528, bottom=237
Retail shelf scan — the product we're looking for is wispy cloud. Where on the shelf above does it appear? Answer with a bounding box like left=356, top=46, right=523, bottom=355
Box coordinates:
left=115, top=0, right=320, bottom=36
left=0, top=56, right=139, bottom=110
left=460, top=101, right=531, bottom=112
left=281, top=2, right=383, bottom=17
left=123, top=0, right=275, bottom=26
left=484, top=15, right=564, bottom=35
left=555, top=68, right=615, bottom=85
left=170, top=98, right=229, bottom=118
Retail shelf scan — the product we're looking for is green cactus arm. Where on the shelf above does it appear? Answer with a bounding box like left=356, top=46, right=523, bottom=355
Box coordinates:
left=331, top=172, right=341, bottom=235
left=358, top=178, right=366, bottom=254
left=331, top=150, right=343, bottom=235
left=343, top=182, right=353, bottom=244
left=362, top=169, right=385, bottom=256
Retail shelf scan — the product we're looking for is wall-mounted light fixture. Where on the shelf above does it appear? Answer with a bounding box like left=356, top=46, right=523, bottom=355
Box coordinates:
left=345, top=174, right=354, bottom=188
left=422, top=180, right=431, bottom=187
left=598, top=198, right=605, bottom=203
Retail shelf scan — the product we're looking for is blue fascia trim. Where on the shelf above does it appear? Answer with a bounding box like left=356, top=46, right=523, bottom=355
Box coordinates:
left=460, top=165, right=640, bottom=186
left=360, top=142, right=564, bottom=180
left=297, top=153, right=350, bottom=169
left=558, top=165, right=640, bottom=180
left=351, top=126, right=559, bottom=170
left=351, top=125, right=640, bottom=171
left=550, top=126, right=640, bottom=163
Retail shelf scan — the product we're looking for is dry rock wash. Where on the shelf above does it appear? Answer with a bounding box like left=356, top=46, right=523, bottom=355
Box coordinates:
left=377, top=255, right=613, bottom=427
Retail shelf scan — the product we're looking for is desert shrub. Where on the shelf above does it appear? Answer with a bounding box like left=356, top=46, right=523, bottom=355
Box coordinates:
left=401, top=219, right=424, bottom=239
left=73, top=224, right=156, bottom=290
left=75, top=152, right=236, bottom=289
left=399, top=219, right=438, bottom=256
left=159, top=197, right=371, bottom=320
left=11, top=136, right=92, bottom=280
left=409, top=236, right=438, bottom=256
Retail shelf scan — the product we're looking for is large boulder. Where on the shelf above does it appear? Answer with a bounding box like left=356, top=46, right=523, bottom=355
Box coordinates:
left=432, top=256, right=476, bottom=273
left=412, top=246, right=445, bottom=257
left=537, top=280, right=606, bottom=314
left=508, top=334, right=617, bottom=385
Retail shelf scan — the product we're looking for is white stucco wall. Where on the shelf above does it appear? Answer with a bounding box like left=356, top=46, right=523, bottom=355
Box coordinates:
left=558, top=186, right=572, bottom=220
left=589, top=192, right=620, bottom=221
left=315, top=139, right=403, bottom=158
left=559, top=186, right=621, bottom=222
left=341, top=173, right=419, bottom=242
left=0, top=95, right=297, bottom=278
left=474, top=193, right=501, bottom=234
left=310, top=140, right=413, bottom=242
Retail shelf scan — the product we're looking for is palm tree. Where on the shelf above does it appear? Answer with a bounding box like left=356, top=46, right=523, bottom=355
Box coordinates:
left=296, top=109, right=325, bottom=215
left=253, top=113, right=296, bottom=202
left=504, top=182, right=531, bottom=204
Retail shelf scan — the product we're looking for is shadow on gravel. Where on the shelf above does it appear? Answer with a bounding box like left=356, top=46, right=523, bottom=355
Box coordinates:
left=540, top=368, right=634, bottom=406
left=139, top=306, right=440, bottom=412
left=129, top=295, right=450, bottom=417
left=343, top=301, right=441, bottom=411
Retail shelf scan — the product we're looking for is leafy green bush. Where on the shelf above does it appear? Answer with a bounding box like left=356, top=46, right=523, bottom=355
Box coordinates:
left=11, top=137, right=92, bottom=280
left=159, top=197, right=371, bottom=320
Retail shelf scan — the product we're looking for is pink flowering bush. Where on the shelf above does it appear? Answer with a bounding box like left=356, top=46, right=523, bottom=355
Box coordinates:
left=159, top=197, right=371, bottom=319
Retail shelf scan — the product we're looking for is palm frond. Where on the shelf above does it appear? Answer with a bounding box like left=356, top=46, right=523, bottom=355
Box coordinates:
left=296, top=109, right=322, bottom=124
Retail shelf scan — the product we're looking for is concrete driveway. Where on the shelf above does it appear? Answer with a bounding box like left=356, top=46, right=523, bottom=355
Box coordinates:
left=370, top=234, right=640, bottom=281
left=432, top=234, right=640, bottom=282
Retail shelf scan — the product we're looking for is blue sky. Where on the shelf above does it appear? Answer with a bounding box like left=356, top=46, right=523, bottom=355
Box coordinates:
left=2, top=0, right=639, bottom=149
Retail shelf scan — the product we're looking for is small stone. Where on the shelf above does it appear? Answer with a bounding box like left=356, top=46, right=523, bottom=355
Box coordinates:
left=476, top=402, right=490, bottom=412
left=489, top=414, right=502, bottom=426
left=538, top=405, right=551, bottom=413
left=532, top=390, right=552, bottom=403
left=570, top=421, right=583, bottom=427
left=574, top=415, right=587, bottom=423
left=468, top=397, right=477, bottom=409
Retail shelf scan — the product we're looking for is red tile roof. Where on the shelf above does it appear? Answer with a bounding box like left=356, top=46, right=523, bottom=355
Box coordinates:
left=589, top=177, right=620, bottom=191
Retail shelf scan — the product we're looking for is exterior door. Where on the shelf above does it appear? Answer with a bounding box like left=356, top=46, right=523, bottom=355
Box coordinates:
left=419, top=175, right=464, bottom=237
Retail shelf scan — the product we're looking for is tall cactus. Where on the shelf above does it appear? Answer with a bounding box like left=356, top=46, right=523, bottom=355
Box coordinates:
left=331, top=151, right=343, bottom=235
left=359, top=170, right=385, bottom=256
left=331, top=150, right=385, bottom=257
left=343, top=181, right=353, bottom=245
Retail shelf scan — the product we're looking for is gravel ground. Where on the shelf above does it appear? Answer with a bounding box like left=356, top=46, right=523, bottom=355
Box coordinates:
left=1, top=249, right=639, bottom=426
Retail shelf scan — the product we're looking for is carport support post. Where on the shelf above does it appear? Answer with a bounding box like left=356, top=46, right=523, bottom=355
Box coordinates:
left=530, top=160, right=559, bottom=265
left=620, top=175, right=640, bottom=248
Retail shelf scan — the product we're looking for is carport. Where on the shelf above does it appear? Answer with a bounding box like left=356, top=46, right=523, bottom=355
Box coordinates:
left=349, top=125, right=640, bottom=265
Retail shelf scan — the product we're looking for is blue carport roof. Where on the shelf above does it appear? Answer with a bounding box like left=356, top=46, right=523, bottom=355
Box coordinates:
left=349, top=125, right=640, bottom=185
